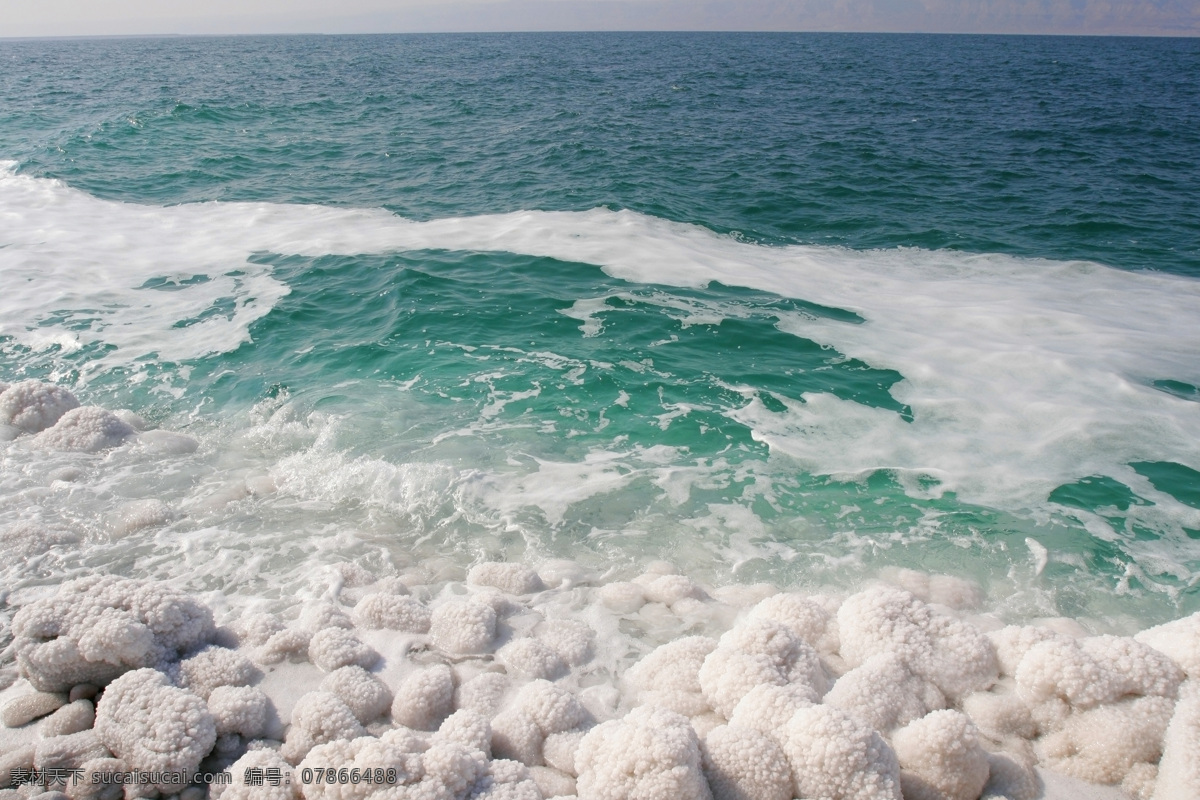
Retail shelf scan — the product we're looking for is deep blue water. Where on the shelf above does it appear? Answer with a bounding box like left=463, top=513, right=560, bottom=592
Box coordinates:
left=3, top=33, right=1199, bottom=272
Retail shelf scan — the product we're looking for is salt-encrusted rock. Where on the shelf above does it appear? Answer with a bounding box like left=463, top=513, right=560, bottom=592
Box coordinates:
left=33, top=730, right=109, bottom=769
left=838, top=586, right=997, bottom=701
left=308, top=627, right=378, bottom=672
left=498, top=638, right=569, bottom=681
left=0, top=380, right=79, bottom=433
left=748, top=593, right=840, bottom=654
left=110, top=499, right=174, bottom=536
left=728, top=683, right=816, bottom=742
left=298, top=603, right=354, bottom=632
left=626, top=636, right=717, bottom=717
left=279, top=691, right=365, bottom=764
left=0, top=747, right=35, bottom=790
left=208, top=685, right=270, bottom=739
left=433, top=708, right=493, bottom=757
left=35, top=407, right=135, bottom=452
left=469, top=562, right=545, bottom=595
left=352, top=593, right=432, bottom=632
left=320, top=666, right=392, bottom=724
left=1154, top=681, right=1200, bottom=800
left=641, top=573, right=708, bottom=606
left=11, top=576, right=214, bottom=692
left=824, top=651, right=946, bottom=733
left=961, top=687, right=1036, bottom=740
left=135, top=429, right=200, bottom=455
left=232, top=612, right=286, bottom=646
left=543, top=730, right=585, bottom=776
left=892, top=710, right=990, bottom=800
left=535, top=618, right=595, bottom=667
left=780, top=704, right=902, bottom=800
left=39, top=699, right=94, bottom=737
left=1016, top=635, right=1182, bottom=711
left=430, top=599, right=498, bottom=654
left=0, top=521, right=80, bottom=558
left=885, top=569, right=983, bottom=611
left=2, top=691, right=66, bottom=727
left=698, top=619, right=827, bottom=718
left=596, top=582, right=646, bottom=613
left=576, top=706, right=712, bottom=800
left=94, top=668, right=216, bottom=791
left=69, top=684, right=99, bottom=703
left=392, top=664, right=455, bottom=731
left=700, top=724, right=793, bottom=800
left=1137, top=612, right=1200, bottom=679
left=981, top=750, right=1041, bottom=800
left=989, top=625, right=1067, bottom=678
left=492, top=680, right=590, bottom=767
left=176, top=645, right=260, bottom=699
left=257, top=628, right=311, bottom=664
left=217, top=749, right=299, bottom=800
left=295, top=730, right=491, bottom=798
left=65, top=756, right=127, bottom=800
left=1037, top=695, right=1174, bottom=786
left=456, top=671, right=511, bottom=718
left=529, top=765, right=577, bottom=799
left=1082, top=635, right=1185, bottom=698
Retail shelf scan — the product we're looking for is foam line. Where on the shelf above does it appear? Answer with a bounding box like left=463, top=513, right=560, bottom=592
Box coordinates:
left=3, top=163, right=1200, bottom=517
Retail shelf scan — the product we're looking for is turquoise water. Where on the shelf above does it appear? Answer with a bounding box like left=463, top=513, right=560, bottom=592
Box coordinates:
left=1, top=33, right=1199, bottom=626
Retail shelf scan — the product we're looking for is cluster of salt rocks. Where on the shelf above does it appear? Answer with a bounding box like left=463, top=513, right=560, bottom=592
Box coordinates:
left=0, top=380, right=203, bottom=560
left=0, top=377, right=204, bottom=458
left=1, top=563, right=1198, bottom=800
left=0, top=380, right=139, bottom=453
left=0, top=379, right=202, bottom=460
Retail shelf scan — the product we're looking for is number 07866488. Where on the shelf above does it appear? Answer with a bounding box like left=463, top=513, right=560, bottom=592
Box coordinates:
left=299, top=767, right=399, bottom=785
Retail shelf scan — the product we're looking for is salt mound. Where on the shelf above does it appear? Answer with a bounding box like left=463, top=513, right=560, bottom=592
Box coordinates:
left=0, top=379, right=79, bottom=433
left=576, top=706, right=712, bottom=800
left=10, top=575, right=215, bottom=691
left=34, top=406, right=135, bottom=451
left=0, top=520, right=80, bottom=557
left=94, top=668, right=216, bottom=792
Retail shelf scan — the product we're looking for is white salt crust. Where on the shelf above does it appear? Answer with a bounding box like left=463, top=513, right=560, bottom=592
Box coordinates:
left=0, top=566, right=1196, bottom=800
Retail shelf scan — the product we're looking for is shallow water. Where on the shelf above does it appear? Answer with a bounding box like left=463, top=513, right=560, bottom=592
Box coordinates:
left=1, top=33, right=1199, bottom=631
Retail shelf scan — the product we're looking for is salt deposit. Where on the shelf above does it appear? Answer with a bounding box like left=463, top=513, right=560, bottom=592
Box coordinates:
left=0, top=559, right=1196, bottom=800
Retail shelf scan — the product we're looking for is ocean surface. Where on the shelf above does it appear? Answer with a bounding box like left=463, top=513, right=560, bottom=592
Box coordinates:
left=2, top=32, right=1199, bottom=630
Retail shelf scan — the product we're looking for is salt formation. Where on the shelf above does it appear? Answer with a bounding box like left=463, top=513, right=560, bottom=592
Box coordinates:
left=575, top=706, right=712, bottom=800
left=320, top=666, right=393, bottom=724
left=0, top=520, right=80, bottom=557
left=700, top=723, right=793, bottom=800
left=0, top=379, right=196, bottom=458
left=10, top=575, right=215, bottom=691
left=34, top=406, right=136, bottom=452
left=892, top=710, right=990, bottom=800
left=208, top=686, right=270, bottom=738
left=0, top=379, right=80, bottom=433
left=94, top=668, right=217, bottom=791
left=2, top=542, right=1200, bottom=800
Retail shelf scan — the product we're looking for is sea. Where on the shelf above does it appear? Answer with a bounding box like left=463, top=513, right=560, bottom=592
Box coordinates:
left=1, top=32, right=1199, bottom=633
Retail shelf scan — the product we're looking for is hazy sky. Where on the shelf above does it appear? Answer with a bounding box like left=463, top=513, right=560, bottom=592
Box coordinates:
left=3, top=0, right=1197, bottom=38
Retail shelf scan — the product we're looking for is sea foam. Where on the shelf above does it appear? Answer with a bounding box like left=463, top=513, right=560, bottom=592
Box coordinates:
left=3, top=161, right=1199, bottom=524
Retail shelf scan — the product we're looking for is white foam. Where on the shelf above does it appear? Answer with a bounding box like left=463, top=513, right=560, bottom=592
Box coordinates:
left=3, top=165, right=1200, bottom=522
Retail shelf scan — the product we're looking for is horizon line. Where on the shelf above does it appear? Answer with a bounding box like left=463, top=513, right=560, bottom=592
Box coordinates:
left=3, top=29, right=1199, bottom=41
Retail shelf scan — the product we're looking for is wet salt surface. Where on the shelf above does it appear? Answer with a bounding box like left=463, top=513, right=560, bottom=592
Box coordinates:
left=1, top=552, right=1197, bottom=799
